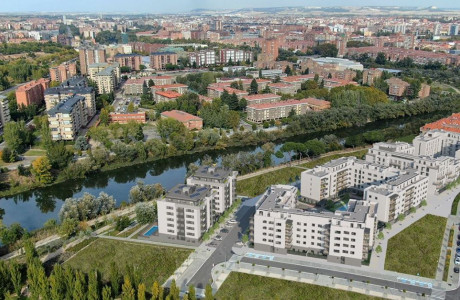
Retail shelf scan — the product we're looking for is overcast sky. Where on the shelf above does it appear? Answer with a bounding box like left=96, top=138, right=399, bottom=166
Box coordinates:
left=1, top=0, right=459, bottom=13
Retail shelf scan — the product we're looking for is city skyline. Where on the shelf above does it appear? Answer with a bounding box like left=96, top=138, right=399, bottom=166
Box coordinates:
left=1, top=0, right=460, bottom=13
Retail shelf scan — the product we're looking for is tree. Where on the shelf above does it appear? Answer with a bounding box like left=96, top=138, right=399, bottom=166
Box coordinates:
left=110, top=262, right=121, bottom=296
left=377, top=231, right=384, bottom=240
left=205, top=284, right=213, bottom=300
left=151, top=281, right=160, bottom=300
left=73, top=270, right=87, bottom=300
left=188, top=285, right=196, bottom=300
left=1, top=147, right=16, bottom=163
left=148, top=79, right=155, bottom=87
left=375, top=52, right=387, bottom=65
left=284, top=65, right=292, bottom=76
left=121, top=276, right=135, bottom=300
left=238, top=98, right=247, bottom=111
left=129, top=182, right=164, bottom=203
left=102, top=285, right=113, bottom=300
left=249, top=78, right=258, bottom=95
left=100, top=108, right=110, bottom=126
left=138, top=283, right=146, bottom=300
left=375, top=245, right=382, bottom=253
left=74, top=136, right=89, bottom=151
left=169, top=279, right=179, bottom=300
left=58, top=218, right=78, bottom=238
left=127, top=102, right=135, bottom=113
left=31, top=157, right=53, bottom=184
left=9, top=261, right=22, bottom=296
left=135, top=203, right=157, bottom=224
left=0, top=223, right=25, bottom=245
left=47, top=142, right=74, bottom=169
left=115, top=216, right=131, bottom=231
left=50, top=264, right=66, bottom=300
left=4, top=120, right=32, bottom=153
left=88, top=270, right=100, bottom=300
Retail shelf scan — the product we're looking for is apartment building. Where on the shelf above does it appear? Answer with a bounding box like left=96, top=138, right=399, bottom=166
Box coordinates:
left=150, top=52, right=178, bottom=70
left=362, top=69, right=383, bottom=86
left=151, top=84, right=188, bottom=95
left=364, top=170, right=428, bottom=223
left=123, top=79, right=147, bottom=96
left=161, top=110, right=203, bottom=130
left=88, top=63, right=121, bottom=94
left=157, top=184, right=214, bottom=242
left=219, top=49, right=253, bottom=64
left=244, top=94, right=281, bottom=106
left=365, top=140, right=460, bottom=194
left=246, top=98, right=329, bottom=123
left=44, top=86, right=96, bottom=121
left=47, top=95, right=87, bottom=141
left=386, top=77, right=410, bottom=98
left=49, top=60, right=77, bottom=83
left=0, top=95, right=11, bottom=130
left=145, top=76, right=174, bottom=86
left=207, top=87, right=248, bottom=100
left=323, top=79, right=359, bottom=90
left=79, top=45, right=106, bottom=75
left=281, top=74, right=317, bottom=91
left=155, top=91, right=181, bottom=103
left=114, top=53, right=142, bottom=71
left=189, top=50, right=216, bottom=67
left=241, top=78, right=271, bottom=92
left=186, top=166, right=238, bottom=215
left=16, top=78, right=50, bottom=107
left=268, top=83, right=297, bottom=95
left=301, top=157, right=399, bottom=203
left=251, top=185, right=377, bottom=266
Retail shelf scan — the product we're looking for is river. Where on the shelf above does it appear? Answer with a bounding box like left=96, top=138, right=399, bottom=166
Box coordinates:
left=0, top=114, right=443, bottom=231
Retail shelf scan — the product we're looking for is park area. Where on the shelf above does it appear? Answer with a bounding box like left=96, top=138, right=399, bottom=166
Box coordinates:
left=215, top=272, right=382, bottom=300
left=64, top=238, right=192, bottom=287
left=384, top=214, right=447, bottom=278
left=236, top=149, right=368, bottom=197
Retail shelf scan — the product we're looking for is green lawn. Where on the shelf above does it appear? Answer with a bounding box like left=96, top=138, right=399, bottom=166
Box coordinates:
left=451, top=192, right=460, bottom=215
left=236, top=149, right=368, bottom=197
left=215, top=272, right=382, bottom=300
left=23, top=148, right=46, bottom=156
left=393, top=134, right=417, bottom=144
left=64, top=238, right=191, bottom=287
left=385, top=214, right=447, bottom=278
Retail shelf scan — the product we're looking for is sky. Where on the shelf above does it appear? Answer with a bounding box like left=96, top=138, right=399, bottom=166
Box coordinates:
left=1, top=0, right=459, bottom=13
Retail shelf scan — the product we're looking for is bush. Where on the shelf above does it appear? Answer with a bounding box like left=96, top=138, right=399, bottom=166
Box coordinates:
left=397, top=214, right=405, bottom=222
left=135, top=203, right=157, bottom=224
left=1, top=147, right=16, bottom=163
left=17, top=164, right=31, bottom=176
left=115, top=216, right=131, bottom=231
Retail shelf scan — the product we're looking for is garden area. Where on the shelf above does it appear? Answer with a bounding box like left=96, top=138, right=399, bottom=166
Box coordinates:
left=236, top=149, right=368, bottom=197
left=385, top=214, right=447, bottom=278
left=64, top=238, right=192, bottom=287
left=215, top=272, right=383, bottom=300
left=451, top=192, right=460, bottom=215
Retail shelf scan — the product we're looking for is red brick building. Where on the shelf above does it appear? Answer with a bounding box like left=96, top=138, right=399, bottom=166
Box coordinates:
left=161, top=110, right=203, bottom=130
left=16, top=78, right=50, bottom=107
left=114, top=54, right=142, bottom=71
left=50, top=60, right=77, bottom=83
left=109, top=112, right=146, bottom=124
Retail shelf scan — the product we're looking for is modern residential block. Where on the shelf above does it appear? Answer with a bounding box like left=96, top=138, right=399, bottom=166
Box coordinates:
left=150, top=51, right=178, bottom=70
left=49, top=60, right=78, bottom=83
left=47, top=95, right=87, bottom=141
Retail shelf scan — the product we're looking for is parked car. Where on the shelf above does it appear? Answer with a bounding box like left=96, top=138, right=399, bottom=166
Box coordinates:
left=220, top=228, right=229, bottom=234
left=455, top=267, right=460, bottom=274
left=457, top=240, right=460, bottom=246
left=228, top=219, right=238, bottom=224
left=456, top=257, right=460, bottom=265
left=457, top=248, right=460, bottom=255
left=214, top=235, right=223, bottom=241
left=458, top=234, right=460, bottom=240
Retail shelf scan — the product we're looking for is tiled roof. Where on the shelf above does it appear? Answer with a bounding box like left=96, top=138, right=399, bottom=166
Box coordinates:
left=422, top=113, right=460, bottom=133
left=248, top=98, right=317, bottom=110
left=161, top=110, right=202, bottom=122
left=156, top=91, right=181, bottom=98
left=245, top=93, right=281, bottom=100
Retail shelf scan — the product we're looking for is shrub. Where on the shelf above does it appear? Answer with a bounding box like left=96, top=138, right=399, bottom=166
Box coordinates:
left=115, top=216, right=131, bottom=231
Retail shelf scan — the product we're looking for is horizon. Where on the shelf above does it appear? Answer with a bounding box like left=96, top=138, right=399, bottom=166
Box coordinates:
left=1, top=1, right=460, bottom=14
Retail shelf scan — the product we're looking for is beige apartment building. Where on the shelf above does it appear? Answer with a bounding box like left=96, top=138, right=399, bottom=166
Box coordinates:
left=44, top=87, right=96, bottom=121
left=150, top=52, right=178, bottom=70
left=251, top=185, right=377, bottom=266
left=88, top=63, right=120, bottom=94
left=47, top=95, right=87, bottom=141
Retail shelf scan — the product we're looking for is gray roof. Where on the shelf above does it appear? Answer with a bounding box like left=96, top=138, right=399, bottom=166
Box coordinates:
left=165, top=184, right=210, bottom=203
left=151, top=51, right=176, bottom=55
left=45, top=86, right=94, bottom=95
left=60, top=76, right=87, bottom=88
left=192, top=166, right=233, bottom=181
left=47, top=95, right=84, bottom=115
left=96, top=67, right=115, bottom=76
left=387, top=169, right=419, bottom=186
left=115, top=53, right=141, bottom=57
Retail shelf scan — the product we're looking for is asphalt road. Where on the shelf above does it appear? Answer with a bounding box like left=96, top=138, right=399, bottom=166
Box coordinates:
left=445, top=280, right=460, bottom=300
left=240, top=257, right=433, bottom=296
left=187, top=201, right=255, bottom=289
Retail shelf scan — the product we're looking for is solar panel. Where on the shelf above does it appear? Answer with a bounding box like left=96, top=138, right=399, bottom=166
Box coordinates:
left=190, top=193, right=200, bottom=198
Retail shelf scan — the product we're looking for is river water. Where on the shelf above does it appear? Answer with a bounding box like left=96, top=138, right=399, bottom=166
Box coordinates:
left=0, top=115, right=437, bottom=231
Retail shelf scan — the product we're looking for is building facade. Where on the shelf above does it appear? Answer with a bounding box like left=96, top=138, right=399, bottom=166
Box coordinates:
left=189, top=50, right=216, bottom=67
left=114, top=53, right=142, bottom=71
left=219, top=49, right=253, bottom=64
left=251, top=185, right=377, bottom=266
left=49, top=60, right=78, bottom=83
left=79, top=45, right=106, bottom=75
left=150, top=52, right=178, bottom=70
left=16, top=78, right=50, bottom=107
left=47, top=95, right=87, bottom=141
left=161, top=110, right=203, bottom=130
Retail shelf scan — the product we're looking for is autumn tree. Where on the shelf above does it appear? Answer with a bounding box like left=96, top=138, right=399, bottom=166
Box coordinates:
left=32, top=157, right=53, bottom=184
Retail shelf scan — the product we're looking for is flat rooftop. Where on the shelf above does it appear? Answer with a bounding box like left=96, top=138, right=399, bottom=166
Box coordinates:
left=192, top=166, right=233, bottom=181
left=165, top=184, right=210, bottom=203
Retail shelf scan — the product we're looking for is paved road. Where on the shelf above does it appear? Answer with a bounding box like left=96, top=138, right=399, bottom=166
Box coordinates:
left=187, top=201, right=255, bottom=288
left=240, top=256, right=433, bottom=296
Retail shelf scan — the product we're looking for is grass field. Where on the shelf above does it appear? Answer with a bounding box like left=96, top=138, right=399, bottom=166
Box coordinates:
left=236, top=149, right=368, bottom=197
left=385, top=214, right=447, bottom=278
left=24, top=148, right=46, bottom=157
left=64, top=238, right=191, bottom=287
left=215, top=272, right=382, bottom=300
left=393, top=134, right=417, bottom=144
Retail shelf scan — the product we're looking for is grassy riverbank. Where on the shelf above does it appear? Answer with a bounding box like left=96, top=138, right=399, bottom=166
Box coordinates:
left=236, top=149, right=368, bottom=197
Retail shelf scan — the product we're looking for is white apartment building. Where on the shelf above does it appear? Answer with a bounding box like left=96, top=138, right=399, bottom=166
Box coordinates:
left=47, top=95, right=87, bottom=141
left=0, top=95, right=11, bottom=131
left=157, top=184, right=213, bottom=242
left=88, top=62, right=120, bottom=94
left=301, top=157, right=399, bottom=203
left=189, top=50, right=216, bottom=67
left=251, top=185, right=377, bottom=266
left=364, top=170, right=429, bottom=223
left=219, top=49, right=253, bottom=64
left=366, top=141, right=460, bottom=194
left=186, top=166, right=238, bottom=216
left=413, top=130, right=460, bottom=158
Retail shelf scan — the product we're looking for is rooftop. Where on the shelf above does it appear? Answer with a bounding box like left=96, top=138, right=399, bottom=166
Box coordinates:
left=421, top=113, right=460, bottom=134
left=47, top=95, right=84, bottom=115
left=248, top=98, right=324, bottom=110
left=151, top=51, right=177, bottom=55
left=155, top=90, right=182, bottom=98
left=165, top=184, right=210, bottom=203
left=161, top=110, right=202, bottom=122
left=191, top=165, right=234, bottom=181
left=244, top=93, right=281, bottom=101
left=152, top=83, right=188, bottom=89
left=45, top=86, right=94, bottom=95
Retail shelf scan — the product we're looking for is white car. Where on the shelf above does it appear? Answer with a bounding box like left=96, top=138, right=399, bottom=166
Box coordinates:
left=214, top=235, right=223, bottom=241
left=228, top=219, right=238, bottom=224
left=455, top=257, right=460, bottom=265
